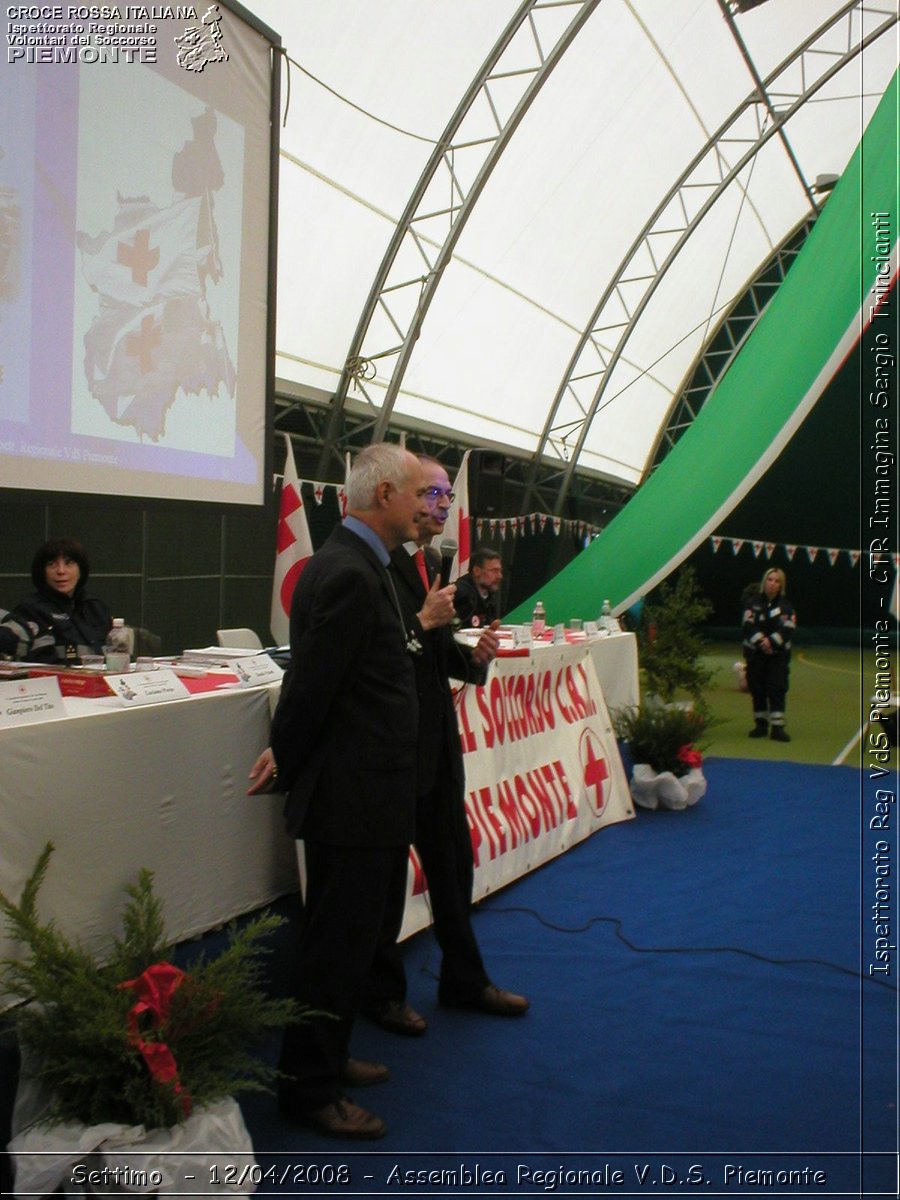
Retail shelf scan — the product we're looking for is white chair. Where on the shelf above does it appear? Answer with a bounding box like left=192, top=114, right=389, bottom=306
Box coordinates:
left=216, top=628, right=263, bottom=650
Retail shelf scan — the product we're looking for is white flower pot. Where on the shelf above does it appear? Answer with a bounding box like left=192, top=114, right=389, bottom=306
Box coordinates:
left=630, top=762, right=662, bottom=809
left=8, top=1097, right=257, bottom=1197
left=682, top=766, right=707, bottom=807
left=631, top=763, right=706, bottom=811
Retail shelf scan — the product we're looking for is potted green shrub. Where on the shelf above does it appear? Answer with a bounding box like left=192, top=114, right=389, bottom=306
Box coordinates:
left=637, top=566, right=713, bottom=710
left=614, top=702, right=707, bottom=810
left=2, top=844, right=299, bottom=1196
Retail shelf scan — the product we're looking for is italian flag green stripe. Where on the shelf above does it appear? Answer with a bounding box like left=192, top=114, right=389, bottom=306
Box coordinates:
left=508, top=70, right=899, bottom=624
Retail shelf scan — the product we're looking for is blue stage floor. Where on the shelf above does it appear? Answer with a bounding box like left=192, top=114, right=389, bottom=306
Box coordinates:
left=3, top=758, right=896, bottom=1196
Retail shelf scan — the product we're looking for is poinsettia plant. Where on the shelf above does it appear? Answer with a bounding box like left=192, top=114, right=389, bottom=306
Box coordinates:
left=0, top=843, right=300, bottom=1131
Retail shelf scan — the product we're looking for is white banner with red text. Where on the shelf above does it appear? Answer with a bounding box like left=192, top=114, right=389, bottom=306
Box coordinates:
left=400, top=643, right=634, bottom=939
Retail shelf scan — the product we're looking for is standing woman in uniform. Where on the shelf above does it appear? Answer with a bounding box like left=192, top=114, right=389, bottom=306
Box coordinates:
left=742, top=567, right=796, bottom=743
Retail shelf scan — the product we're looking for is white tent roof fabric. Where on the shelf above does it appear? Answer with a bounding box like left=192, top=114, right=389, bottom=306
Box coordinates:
left=254, top=0, right=898, bottom=489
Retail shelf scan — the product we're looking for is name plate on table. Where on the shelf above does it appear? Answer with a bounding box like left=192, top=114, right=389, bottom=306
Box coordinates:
left=227, top=653, right=284, bottom=688
left=108, top=669, right=191, bottom=706
left=0, top=677, right=63, bottom=726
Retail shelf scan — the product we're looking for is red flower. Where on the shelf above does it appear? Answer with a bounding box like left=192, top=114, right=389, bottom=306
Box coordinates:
left=677, top=743, right=703, bottom=770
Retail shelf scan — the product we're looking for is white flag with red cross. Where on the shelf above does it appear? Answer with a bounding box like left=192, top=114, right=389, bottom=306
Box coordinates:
left=433, top=450, right=471, bottom=581
left=271, top=435, right=313, bottom=645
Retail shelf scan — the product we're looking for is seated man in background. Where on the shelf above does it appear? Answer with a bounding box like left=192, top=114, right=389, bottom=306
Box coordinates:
left=453, top=546, right=503, bottom=629
left=0, top=538, right=111, bottom=664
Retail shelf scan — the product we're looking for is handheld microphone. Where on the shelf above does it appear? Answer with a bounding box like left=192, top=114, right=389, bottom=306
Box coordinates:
left=438, top=538, right=458, bottom=588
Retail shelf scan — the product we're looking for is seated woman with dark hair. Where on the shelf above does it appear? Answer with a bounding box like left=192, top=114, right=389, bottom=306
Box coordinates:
left=0, top=538, right=112, bottom=664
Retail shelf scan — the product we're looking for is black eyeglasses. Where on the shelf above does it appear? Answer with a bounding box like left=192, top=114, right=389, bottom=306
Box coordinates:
left=425, top=487, right=455, bottom=502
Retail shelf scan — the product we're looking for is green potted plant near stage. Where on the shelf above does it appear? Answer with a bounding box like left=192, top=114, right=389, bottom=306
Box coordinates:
left=638, top=566, right=713, bottom=710
left=1, top=844, right=300, bottom=1196
left=614, top=702, right=708, bottom=811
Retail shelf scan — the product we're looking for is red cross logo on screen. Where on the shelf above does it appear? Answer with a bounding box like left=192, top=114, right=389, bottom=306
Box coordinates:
left=579, top=727, right=609, bottom=815
left=117, top=229, right=159, bottom=287
left=125, top=315, right=162, bottom=374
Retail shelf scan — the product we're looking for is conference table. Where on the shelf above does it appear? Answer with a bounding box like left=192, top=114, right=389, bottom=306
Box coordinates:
left=0, top=633, right=639, bottom=999
left=0, top=677, right=299, bottom=995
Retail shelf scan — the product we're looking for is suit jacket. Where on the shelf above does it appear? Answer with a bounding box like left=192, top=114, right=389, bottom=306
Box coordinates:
left=271, top=524, right=418, bottom=846
left=390, top=546, right=485, bottom=795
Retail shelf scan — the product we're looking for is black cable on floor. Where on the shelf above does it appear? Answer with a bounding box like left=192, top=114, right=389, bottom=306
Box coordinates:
left=476, top=904, right=897, bottom=993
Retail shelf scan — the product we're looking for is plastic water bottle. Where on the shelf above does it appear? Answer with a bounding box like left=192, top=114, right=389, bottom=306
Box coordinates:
left=531, top=600, right=546, bottom=639
left=104, top=618, right=132, bottom=672
left=600, top=598, right=619, bottom=633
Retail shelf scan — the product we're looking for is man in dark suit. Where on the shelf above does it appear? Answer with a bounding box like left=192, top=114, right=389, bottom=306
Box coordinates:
left=364, top=456, right=529, bottom=1036
left=248, top=443, right=445, bottom=1140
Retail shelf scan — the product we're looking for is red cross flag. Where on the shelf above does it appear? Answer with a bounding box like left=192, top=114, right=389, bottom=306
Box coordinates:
left=271, top=434, right=313, bottom=645
left=432, top=449, right=471, bottom=580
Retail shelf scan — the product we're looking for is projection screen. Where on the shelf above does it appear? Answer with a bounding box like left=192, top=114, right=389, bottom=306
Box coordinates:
left=0, top=0, right=278, bottom=504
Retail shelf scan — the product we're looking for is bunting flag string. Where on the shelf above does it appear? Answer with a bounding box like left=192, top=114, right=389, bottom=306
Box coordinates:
left=463, top=510, right=602, bottom=541
left=709, top=535, right=864, bottom=569
left=270, top=470, right=873, bottom=576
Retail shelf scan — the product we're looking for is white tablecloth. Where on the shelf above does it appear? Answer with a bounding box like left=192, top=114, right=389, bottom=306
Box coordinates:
left=586, top=631, right=640, bottom=713
left=0, top=684, right=298, bottom=996
left=1, top=638, right=639, bottom=999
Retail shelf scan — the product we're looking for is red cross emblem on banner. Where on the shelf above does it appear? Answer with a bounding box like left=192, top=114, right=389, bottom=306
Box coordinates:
left=579, top=727, right=609, bottom=815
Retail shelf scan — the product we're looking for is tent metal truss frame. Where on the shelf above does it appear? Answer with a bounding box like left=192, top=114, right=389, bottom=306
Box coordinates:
left=276, top=208, right=814, bottom=527
left=316, top=0, right=603, bottom=477
left=645, top=212, right=818, bottom=473
left=284, top=0, right=896, bottom=528
left=278, top=387, right=633, bottom=519
left=523, top=0, right=898, bottom=514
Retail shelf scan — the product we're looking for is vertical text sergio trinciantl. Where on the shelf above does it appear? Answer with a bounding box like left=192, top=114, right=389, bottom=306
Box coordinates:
left=865, top=207, right=896, bottom=980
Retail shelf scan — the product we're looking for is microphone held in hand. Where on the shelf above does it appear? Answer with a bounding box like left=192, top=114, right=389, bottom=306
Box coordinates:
left=438, top=537, right=458, bottom=588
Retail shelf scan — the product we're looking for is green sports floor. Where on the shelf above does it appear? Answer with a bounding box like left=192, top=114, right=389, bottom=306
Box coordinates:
left=700, top=643, right=890, bottom=769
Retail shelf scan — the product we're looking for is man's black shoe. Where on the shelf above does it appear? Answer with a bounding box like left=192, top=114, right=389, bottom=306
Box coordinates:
left=366, top=999, right=427, bottom=1036
left=281, top=1095, right=387, bottom=1139
left=441, top=984, right=530, bottom=1016
left=342, top=1058, right=389, bottom=1086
